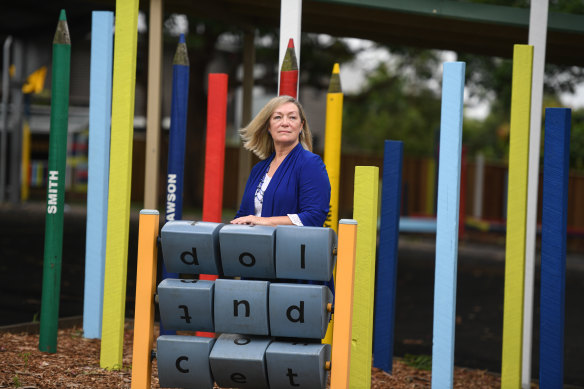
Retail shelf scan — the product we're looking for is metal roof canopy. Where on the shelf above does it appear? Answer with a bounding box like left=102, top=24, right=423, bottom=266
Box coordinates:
left=1, top=0, right=584, bottom=66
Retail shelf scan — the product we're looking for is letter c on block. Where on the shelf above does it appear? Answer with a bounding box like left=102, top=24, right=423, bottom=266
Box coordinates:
left=176, top=356, right=189, bottom=373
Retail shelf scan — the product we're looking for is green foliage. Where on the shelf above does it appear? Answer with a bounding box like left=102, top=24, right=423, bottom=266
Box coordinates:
left=12, top=374, right=21, bottom=387
left=403, top=354, right=432, bottom=371
left=568, top=108, right=584, bottom=172
left=343, top=61, right=441, bottom=156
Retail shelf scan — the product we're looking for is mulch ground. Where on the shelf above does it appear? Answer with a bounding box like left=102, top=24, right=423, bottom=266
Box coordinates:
left=0, top=324, right=508, bottom=389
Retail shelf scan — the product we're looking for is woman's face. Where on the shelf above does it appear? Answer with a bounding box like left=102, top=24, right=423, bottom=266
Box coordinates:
left=268, top=102, right=303, bottom=148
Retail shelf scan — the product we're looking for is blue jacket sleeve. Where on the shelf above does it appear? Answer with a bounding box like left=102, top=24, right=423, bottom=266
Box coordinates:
left=296, top=153, right=331, bottom=227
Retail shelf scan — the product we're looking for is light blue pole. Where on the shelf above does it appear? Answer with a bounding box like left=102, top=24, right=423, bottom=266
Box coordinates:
left=83, top=11, right=114, bottom=339
left=431, top=61, right=465, bottom=389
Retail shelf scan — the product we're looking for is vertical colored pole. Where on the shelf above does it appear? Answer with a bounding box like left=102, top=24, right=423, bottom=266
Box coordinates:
left=349, top=165, right=379, bottom=388
left=39, top=10, right=71, bottom=353
left=373, top=140, right=403, bottom=373
left=279, top=38, right=298, bottom=98
left=202, top=73, right=228, bottom=225
left=501, top=44, right=533, bottom=388
left=431, top=62, right=465, bottom=389
left=539, top=108, right=571, bottom=388
left=83, top=11, right=113, bottom=340
left=322, top=63, right=343, bottom=346
left=523, top=2, right=549, bottom=386
left=200, top=72, right=227, bottom=285
left=278, top=0, right=301, bottom=97
left=100, top=0, right=140, bottom=369
left=143, top=0, right=163, bottom=210
left=0, top=36, right=12, bottom=203
left=130, top=210, right=160, bottom=389
left=330, top=219, right=358, bottom=389
left=160, top=34, right=189, bottom=336
left=323, top=63, right=343, bottom=233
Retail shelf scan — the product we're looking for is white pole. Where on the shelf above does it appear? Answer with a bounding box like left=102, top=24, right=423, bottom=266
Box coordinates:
left=524, top=1, right=549, bottom=387
left=278, top=0, right=302, bottom=98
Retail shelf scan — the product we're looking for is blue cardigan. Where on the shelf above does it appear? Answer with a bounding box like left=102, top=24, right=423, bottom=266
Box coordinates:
left=235, top=143, right=331, bottom=227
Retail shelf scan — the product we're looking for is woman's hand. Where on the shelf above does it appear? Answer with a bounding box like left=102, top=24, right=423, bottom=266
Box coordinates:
left=230, top=215, right=294, bottom=226
left=230, top=215, right=263, bottom=225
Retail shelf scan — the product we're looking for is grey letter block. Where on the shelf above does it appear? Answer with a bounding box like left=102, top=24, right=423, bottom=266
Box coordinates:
left=160, top=220, right=223, bottom=275
left=219, top=224, right=276, bottom=278
left=157, top=278, right=214, bottom=332
left=209, top=333, right=272, bottom=389
left=275, top=225, right=337, bottom=281
left=214, top=279, right=270, bottom=335
left=269, top=283, right=333, bottom=339
left=266, top=341, right=331, bottom=389
left=157, top=335, right=216, bottom=389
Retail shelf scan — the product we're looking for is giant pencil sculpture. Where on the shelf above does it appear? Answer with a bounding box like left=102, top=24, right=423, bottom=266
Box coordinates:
left=200, top=73, right=228, bottom=294
left=38, top=10, right=71, bottom=353
left=160, top=34, right=190, bottom=336
left=501, top=44, right=533, bottom=388
left=100, top=0, right=140, bottom=369
left=322, top=63, right=343, bottom=345
left=279, top=38, right=298, bottom=99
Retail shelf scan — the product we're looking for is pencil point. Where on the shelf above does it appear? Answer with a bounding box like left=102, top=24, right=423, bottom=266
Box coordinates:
left=54, top=10, right=71, bottom=45
left=287, top=38, right=294, bottom=49
left=173, top=35, right=189, bottom=66
left=59, top=9, right=67, bottom=21
left=179, top=33, right=185, bottom=44
left=328, top=64, right=342, bottom=93
left=281, top=38, right=298, bottom=72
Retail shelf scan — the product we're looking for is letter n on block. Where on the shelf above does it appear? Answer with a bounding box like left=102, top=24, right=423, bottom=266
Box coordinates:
left=160, top=221, right=223, bottom=275
left=266, top=341, right=331, bottom=389
left=209, top=333, right=272, bottom=389
left=157, top=278, right=214, bottom=332
left=157, top=335, right=216, bottom=389
left=275, top=225, right=337, bottom=281
left=219, top=224, right=276, bottom=278
left=269, top=284, right=333, bottom=339
left=214, top=279, right=270, bottom=335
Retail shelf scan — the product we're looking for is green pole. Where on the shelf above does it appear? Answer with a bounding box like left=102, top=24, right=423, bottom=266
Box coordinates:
left=39, top=9, right=71, bottom=353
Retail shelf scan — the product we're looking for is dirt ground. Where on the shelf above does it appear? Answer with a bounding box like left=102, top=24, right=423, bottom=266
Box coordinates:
left=1, top=202, right=583, bottom=387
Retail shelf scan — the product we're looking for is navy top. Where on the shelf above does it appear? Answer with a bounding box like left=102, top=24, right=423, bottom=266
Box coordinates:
left=235, top=143, right=331, bottom=227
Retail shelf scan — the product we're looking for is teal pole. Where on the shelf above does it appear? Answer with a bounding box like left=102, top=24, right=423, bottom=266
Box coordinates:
left=39, top=9, right=71, bottom=353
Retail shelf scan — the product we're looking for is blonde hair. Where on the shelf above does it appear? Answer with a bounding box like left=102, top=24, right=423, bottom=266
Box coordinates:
left=240, top=95, right=313, bottom=159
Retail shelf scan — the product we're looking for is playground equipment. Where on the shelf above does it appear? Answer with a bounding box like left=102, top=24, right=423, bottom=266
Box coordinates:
left=130, top=217, right=359, bottom=389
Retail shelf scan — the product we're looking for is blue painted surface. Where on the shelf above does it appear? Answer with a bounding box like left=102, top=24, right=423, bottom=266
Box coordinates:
left=431, top=61, right=465, bottom=389
left=83, top=11, right=113, bottom=339
left=373, top=140, right=403, bottom=373
left=540, top=108, right=571, bottom=388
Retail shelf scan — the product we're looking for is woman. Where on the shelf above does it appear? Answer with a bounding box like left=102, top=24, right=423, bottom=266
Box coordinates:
left=232, top=95, right=330, bottom=227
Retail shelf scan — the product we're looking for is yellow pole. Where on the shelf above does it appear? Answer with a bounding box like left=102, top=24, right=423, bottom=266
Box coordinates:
left=322, top=63, right=344, bottom=345
left=100, top=0, right=140, bottom=369
left=330, top=219, right=357, bottom=389
left=349, top=166, right=379, bottom=388
left=130, top=210, right=159, bottom=389
left=501, top=44, right=533, bottom=388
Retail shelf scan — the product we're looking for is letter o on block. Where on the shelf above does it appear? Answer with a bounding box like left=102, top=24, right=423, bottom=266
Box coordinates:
left=209, top=333, right=272, bottom=389
left=266, top=341, right=331, bottom=389
left=157, top=335, right=216, bottom=389
left=269, top=283, right=333, bottom=339
left=275, top=225, right=337, bottom=281
left=160, top=221, right=223, bottom=275
left=157, top=278, right=214, bottom=332
left=219, top=224, right=276, bottom=278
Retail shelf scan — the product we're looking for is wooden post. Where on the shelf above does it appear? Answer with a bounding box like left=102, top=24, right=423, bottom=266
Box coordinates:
left=100, top=0, right=140, bottom=369
left=130, top=210, right=160, bottom=389
left=501, top=44, right=533, bottom=388
left=431, top=61, right=465, bottom=388
left=330, top=219, right=357, bottom=389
